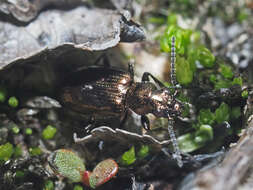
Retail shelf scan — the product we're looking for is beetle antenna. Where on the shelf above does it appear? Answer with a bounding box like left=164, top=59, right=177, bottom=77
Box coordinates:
left=168, top=36, right=183, bottom=167
left=170, top=36, right=178, bottom=87
left=168, top=117, right=183, bottom=167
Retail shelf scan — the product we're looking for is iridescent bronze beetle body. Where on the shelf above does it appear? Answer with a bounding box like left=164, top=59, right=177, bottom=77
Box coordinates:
left=59, top=37, right=184, bottom=166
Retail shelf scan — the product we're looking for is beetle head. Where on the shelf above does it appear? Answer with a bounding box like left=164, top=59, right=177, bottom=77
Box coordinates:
left=150, top=88, right=183, bottom=118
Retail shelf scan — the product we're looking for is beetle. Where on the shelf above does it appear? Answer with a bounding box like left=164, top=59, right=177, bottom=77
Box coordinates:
left=59, top=37, right=184, bottom=166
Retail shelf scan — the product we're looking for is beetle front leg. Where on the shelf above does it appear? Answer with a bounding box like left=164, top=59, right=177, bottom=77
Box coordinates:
left=141, top=72, right=165, bottom=88
left=141, top=115, right=150, bottom=130
left=128, top=59, right=135, bottom=81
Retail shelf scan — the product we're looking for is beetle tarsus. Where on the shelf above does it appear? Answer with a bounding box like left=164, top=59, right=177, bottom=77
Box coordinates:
left=84, top=124, right=93, bottom=134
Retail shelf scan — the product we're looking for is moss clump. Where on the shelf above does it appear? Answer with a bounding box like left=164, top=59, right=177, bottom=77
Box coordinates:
left=8, top=96, right=19, bottom=108
left=42, top=125, right=57, bottom=140
left=0, top=142, right=14, bottom=161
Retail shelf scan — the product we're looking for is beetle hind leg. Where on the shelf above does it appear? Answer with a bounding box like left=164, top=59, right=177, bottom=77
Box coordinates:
left=94, top=53, right=111, bottom=67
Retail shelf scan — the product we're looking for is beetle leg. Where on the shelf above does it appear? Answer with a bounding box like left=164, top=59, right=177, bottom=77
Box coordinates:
left=120, top=111, right=128, bottom=128
left=83, top=116, right=96, bottom=133
left=128, top=59, right=135, bottom=80
left=141, top=115, right=150, bottom=130
left=94, top=53, right=111, bottom=67
left=141, top=72, right=165, bottom=88
left=84, top=124, right=94, bottom=133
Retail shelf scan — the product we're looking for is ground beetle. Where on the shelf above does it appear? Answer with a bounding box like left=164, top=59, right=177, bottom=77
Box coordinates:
left=59, top=37, right=184, bottom=166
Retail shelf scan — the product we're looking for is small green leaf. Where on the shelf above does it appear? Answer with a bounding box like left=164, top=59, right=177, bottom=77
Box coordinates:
left=214, top=79, right=232, bottom=90
left=195, top=125, right=213, bottom=143
left=178, top=133, right=200, bottom=153
left=178, top=125, right=213, bottom=153
left=167, top=13, right=177, bottom=25
left=44, top=180, right=54, bottom=190
left=187, top=47, right=198, bottom=73
left=121, top=146, right=136, bottom=165
left=241, top=90, right=248, bottom=98
left=176, top=56, right=194, bottom=85
left=8, top=96, right=19, bottom=108
left=29, top=147, right=42, bottom=156
left=42, top=125, right=57, bottom=140
left=137, top=145, right=149, bottom=159
left=198, top=109, right=215, bottom=125
left=12, top=126, right=20, bottom=134
left=196, top=47, right=215, bottom=68
left=220, top=64, right=233, bottom=79
left=48, top=149, right=86, bottom=183
left=163, top=25, right=185, bottom=54
left=0, top=142, right=14, bottom=161
left=160, top=36, right=170, bottom=52
left=215, top=102, right=230, bottom=124
left=73, top=185, right=83, bottom=190
left=25, top=128, right=33, bottom=135
left=232, top=77, right=243, bottom=86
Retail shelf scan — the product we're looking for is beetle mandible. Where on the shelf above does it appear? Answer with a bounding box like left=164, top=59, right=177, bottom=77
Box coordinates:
left=59, top=36, right=183, bottom=166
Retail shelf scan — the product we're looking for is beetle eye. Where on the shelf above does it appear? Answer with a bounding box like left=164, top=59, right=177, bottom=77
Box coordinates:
left=174, top=103, right=180, bottom=111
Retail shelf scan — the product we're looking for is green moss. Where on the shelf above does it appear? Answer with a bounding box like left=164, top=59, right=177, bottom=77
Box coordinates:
left=178, top=133, right=199, bottom=153
left=73, top=185, right=83, bottom=190
left=44, top=180, right=54, bottom=190
left=25, top=128, right=33, bottom=135
left=220, top=64, right=233, bottom=79
left=137, top=145, right=149, bottom=159
left=214, top=79, right=232, bottom=90
left=178, top=125, right=213, bottom=153
left=196, top=47, right=215, bottom=68
left=42, top=125, right=57, bottom=140
left=12, top=126, right=20, bottom=134
left=8, top=96, right=19, bottom=108
left=176, top=56, right=194, bottom=85
left=241, top=90, right=248, bottom=98
left=121, top=146, right=136, bottom=165
left=232, top=77, right=243, bottom=86
left=167, top=13, right=178, bottom=25
left=0, top=142, right=14, bottom=161
left=50, top=149, right=86, bottom=183
left=215, top=102, right=230, bottom=124
left=198, top=109, right=215, bottom=125
left=29, top=147, right=42, bottom=156
left=195, top=125, right=213, bottom=142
